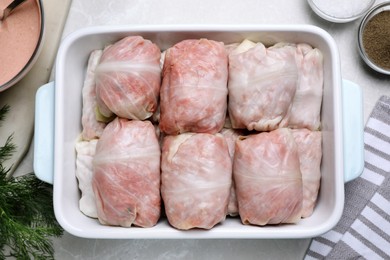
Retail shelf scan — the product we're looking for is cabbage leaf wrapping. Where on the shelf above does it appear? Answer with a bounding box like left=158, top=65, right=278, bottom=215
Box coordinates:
left=159, top=39, right=228, bottom=134
left=234, top=128, right=303, bottom=225
left=161, top=133, right=232, bottom=230
left=92, top=118, right=161, bottom=227
left=95, top=36, right=161, bottom=120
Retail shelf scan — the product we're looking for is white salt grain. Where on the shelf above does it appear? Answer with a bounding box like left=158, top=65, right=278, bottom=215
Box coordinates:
left=312, top=0, right=374, bottom=18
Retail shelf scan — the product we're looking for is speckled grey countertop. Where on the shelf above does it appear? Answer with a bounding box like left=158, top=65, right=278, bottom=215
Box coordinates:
left=14, top=0, right=390, bottom=259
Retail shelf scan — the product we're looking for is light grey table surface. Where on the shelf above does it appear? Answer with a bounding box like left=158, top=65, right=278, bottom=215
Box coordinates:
left=15, top=0, right=390, bottom=259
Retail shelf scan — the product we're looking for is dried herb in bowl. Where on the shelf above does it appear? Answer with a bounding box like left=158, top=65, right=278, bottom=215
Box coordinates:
left=362, top=10, right=390, bottom=70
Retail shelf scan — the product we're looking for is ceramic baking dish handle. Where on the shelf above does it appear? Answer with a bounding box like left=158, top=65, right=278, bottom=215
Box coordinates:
left=34, top=81, right=55, bottom=184
left=33, top=80, right=364, bottom=185
left=342, top=79, right=364, bottom=182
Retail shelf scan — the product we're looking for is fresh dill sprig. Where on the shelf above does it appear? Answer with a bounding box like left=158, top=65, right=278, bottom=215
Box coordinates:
left=0, top=135, right=15, bottom=177
left=0, top=105, right=63, bottom=259
left=0, top=105, right=10, bottom=124
left=0, top=105, right=14, bottom=176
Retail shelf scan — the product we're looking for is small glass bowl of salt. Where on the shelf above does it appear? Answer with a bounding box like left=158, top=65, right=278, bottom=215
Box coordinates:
left=308, top=0, right=376, bottom=23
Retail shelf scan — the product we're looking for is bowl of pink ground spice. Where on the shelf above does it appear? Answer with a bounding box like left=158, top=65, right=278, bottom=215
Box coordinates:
left=0, top=0, right=44, bottom=92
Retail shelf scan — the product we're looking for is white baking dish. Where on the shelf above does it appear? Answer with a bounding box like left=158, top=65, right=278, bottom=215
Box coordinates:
left=34, top=25, right=364, bottom=239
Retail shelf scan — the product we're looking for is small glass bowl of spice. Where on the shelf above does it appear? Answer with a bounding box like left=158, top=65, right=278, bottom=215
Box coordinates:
left=308, top=0, right=375, bottom=23
left=358, top=1, right=390, bottom=75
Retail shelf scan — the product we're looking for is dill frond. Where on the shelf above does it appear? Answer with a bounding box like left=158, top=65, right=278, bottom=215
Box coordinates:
left=0, top=105, right=63, bottom=259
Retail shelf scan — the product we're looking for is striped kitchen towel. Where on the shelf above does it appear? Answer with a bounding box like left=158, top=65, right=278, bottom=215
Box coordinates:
left=305, top=95, right=390, bottom=260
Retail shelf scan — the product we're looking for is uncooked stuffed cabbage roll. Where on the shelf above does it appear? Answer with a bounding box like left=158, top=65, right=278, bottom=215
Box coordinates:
left=75, top=139, right=98, bottom=218
left=92, top=118, right=161, bottom=228
left=280, top=44, right=324, bottom=130
left=161, top=133, right=232, bottom=230
left=159, top=39, right=228, bottom=135
left=228, top=41, right=300, bottom=131
left=220, top=128, right=244, bottom=217
left=292, top=129, right=322, bottom=218
left=95, top=36, right=162, bottom=120
left=234, top=128, right=303, bottom=225
left=228, top=40, right=323, bottom=131
left=81, top=50, right=106, bottom=140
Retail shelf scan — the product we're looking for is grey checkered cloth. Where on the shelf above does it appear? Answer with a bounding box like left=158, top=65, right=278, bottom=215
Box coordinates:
left=305, top=96, right=390, bottom=259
